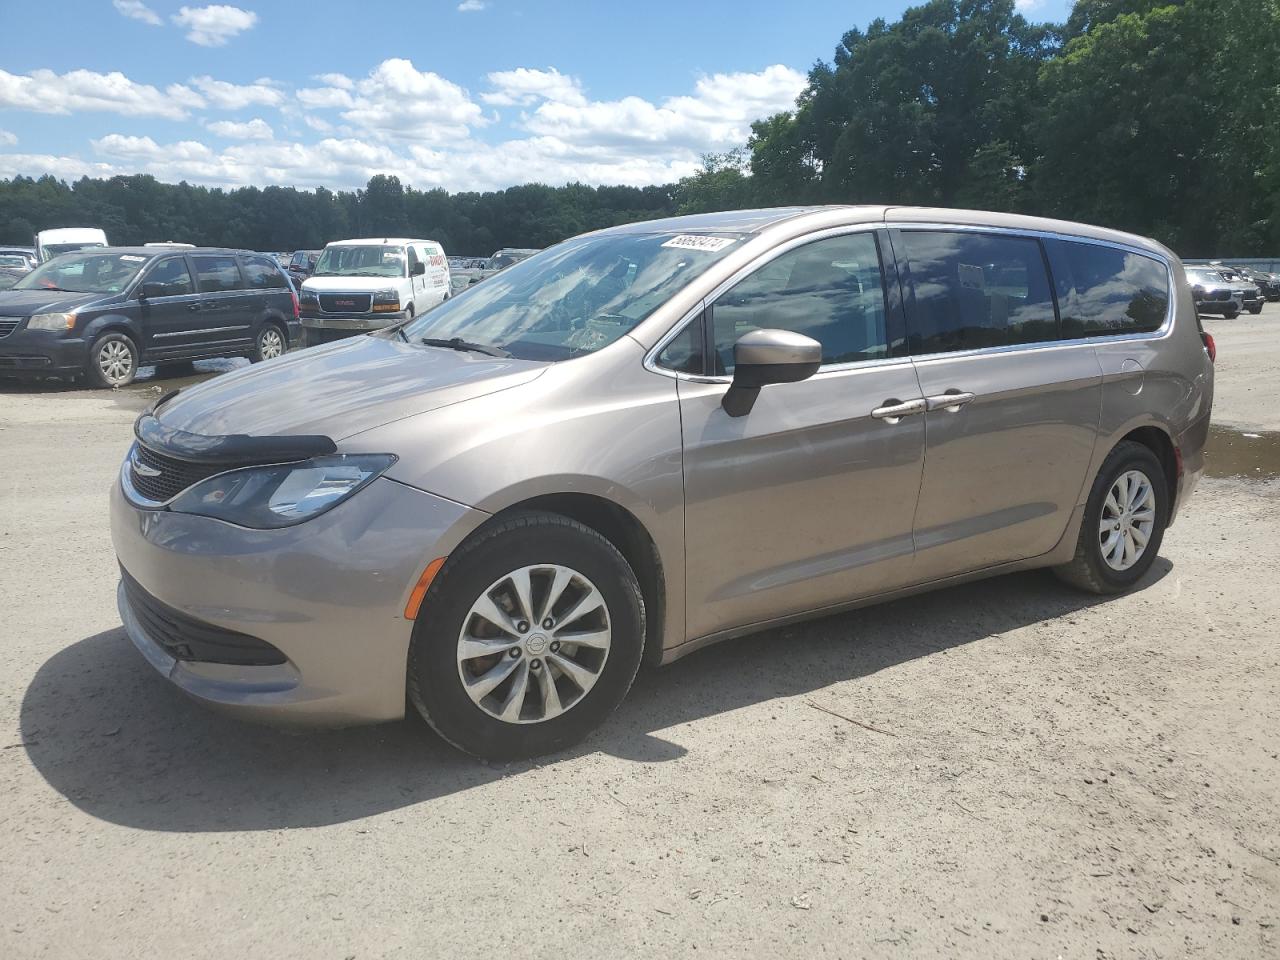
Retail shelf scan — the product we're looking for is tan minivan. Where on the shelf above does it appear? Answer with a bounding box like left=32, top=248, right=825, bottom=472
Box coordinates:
left=111, top=206, right=1214, bottom=759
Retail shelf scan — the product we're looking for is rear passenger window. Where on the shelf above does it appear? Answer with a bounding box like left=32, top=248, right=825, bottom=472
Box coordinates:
left=241, top=255, right=287, bottom=289
left=142, top=257, right=193, bottom=296
left=710, top=232, right=889, bottom=374
left=1055, top=241, right=1169, bottom=337
left=900, top=231, right=1057, bottom=354
left=192, top=256, right=243, bottom=293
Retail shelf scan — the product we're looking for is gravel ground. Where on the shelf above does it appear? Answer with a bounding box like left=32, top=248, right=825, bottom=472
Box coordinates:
left=1, top=308, right=1278, bottom=959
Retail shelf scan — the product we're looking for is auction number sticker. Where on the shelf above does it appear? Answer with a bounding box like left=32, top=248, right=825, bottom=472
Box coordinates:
left=120, top=255, right=147, bottom=262
left=662, top=235, right=737, bottom=252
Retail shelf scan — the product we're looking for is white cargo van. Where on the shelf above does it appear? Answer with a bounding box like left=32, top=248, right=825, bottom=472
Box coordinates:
left=298, top=238, right=451, bottom=346
left=35, top=227, right=109, bottom=262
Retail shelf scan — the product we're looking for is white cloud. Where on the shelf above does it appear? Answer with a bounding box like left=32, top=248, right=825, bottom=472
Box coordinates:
left=302, top=114, right=335, bottom=134
left=172, top=4, right=258, bottom=46
left=207, top=117, right=274, bottom=140
left=189, top=75, right=283, bottom=110
left=0, top=67, right=203, bottom=120
left=0, top=129, right=16, bottom=146
left=1014, top=0, right=1044, bottom=11
left=296, top=85, right=355, bottom=109
left=335, top=59, right=485, bottom=142
left=482, top=68, right=585, bottom=107
left=313, top=72, right=354, bottom=91
left=0, top=151, right=119, bottom=181
left=457, top=0, right=486, bottom=10
left=113, top=0, right=163, bottom=25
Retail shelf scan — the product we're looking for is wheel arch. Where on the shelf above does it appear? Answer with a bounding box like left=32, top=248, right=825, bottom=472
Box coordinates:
left=487, top=493, right=667, bottom=668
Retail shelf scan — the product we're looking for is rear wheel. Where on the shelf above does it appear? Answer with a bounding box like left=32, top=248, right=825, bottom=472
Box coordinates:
left=251, top=323, right=287, bottom=362
left=407, top=512, right=645, bottom=760
left=85, top=332, right=138, bottom=388
left=1054, top=441, right=1168, bottom=594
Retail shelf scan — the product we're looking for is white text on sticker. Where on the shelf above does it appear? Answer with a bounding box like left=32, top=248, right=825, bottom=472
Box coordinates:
left=662, top=235, right=737, bottom=252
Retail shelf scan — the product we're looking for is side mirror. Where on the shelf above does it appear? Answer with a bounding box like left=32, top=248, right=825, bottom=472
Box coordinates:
left=140, top=281, right=168, bottom=299
left=411, top=262, right=426, bottom=276
left=722, top=329, right=822, bottom=417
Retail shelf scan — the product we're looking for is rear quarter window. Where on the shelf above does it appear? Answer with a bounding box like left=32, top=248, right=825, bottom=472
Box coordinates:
left=241, top=255, right=288, bottom=290
left=1052, top=241, right=1170, bottom=337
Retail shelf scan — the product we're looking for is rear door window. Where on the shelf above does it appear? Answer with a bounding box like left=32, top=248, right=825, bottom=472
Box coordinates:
left=241, top=255, right=288, bottom=289
left=142, top=256, right=194, bottom=296
left=192, top=255, right=244, bottom=293
left=1050, top=240, right=1170, bottom=337
left=710, top=232, right=890, bottom=374
left=899, top=230, right=1058, bottom=354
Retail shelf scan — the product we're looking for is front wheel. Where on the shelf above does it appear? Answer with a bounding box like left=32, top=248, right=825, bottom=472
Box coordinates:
left=85, top=332, right=138, bottom=388
left=407, top=512, right=645, bottom=760
left=1248, top=304, right=1263, bottom=315
left=1224, top=305, right=1240, bottom=319
left=1054, top=441, right=1168, bottom=594
left=251, top=323, right=287, bottom=362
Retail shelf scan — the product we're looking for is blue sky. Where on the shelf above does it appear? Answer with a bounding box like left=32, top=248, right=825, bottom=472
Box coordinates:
left=0, top=0, right=1073, bottom=192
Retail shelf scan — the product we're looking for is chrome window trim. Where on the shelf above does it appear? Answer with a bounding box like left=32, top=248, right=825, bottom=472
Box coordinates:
left=644, top=220, right=1178, bottom=381
left=644, top=223, right=892, bottom=383
left=152, top=324, right=250, bottom=339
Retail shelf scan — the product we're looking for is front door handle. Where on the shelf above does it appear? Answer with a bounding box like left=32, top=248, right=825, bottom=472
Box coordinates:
left=871, top=397, right=927, bottom=422
left=924, top=391, right=976, bottom=412
left=187, top=302, right=201, bottom=312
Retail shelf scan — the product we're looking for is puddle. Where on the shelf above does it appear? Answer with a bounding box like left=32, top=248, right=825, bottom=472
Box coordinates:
left=0, top=357, right=248, bottom=410
left=1205, top=425, right=1280, bottom=481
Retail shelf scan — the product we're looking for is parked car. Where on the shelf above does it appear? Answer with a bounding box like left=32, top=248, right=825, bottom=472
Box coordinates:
left=35, top=227, right=108, bottom=262
left=298, top=237, right=451, bottom=346
left=1211, top=265, right=1263, bottom=314
left=489, top=247, right=541, bottom=271
left=0, top=246, right=298, bottom=387
left=286, top=249, right=320, bottom=289
left=1186, top=266, right=1243, bottom=318
left=0, top=252, right=34, bottom=288
left=110, top=206, right=1212, bottom=759
left=1229, top=265, right=1280, bottom=302
left=0, top=246, right=38, bottom=270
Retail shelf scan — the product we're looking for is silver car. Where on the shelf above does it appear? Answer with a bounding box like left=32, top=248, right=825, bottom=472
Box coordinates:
left=111, top=206, right=1214, bottom=759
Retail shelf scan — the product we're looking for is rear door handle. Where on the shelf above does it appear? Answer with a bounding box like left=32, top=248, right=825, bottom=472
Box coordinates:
left=186, top=302, right=201, bottom=312
left=924, top=391, right=976, bottom=412
left=871, top=397, right=927, bottom=422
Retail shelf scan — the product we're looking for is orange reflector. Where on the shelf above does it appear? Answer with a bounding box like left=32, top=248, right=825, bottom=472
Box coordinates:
left=404, top=557, right=447, bottom=620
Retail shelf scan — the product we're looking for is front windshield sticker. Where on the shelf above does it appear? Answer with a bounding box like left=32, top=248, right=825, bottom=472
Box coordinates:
left=120, top=255, right=147, bottom=262
left=661, top=235, right=738, bottom=252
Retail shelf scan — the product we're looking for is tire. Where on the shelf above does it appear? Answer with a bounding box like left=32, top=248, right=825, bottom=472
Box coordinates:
left=251, top=322, right=287, bottom=363
left=85, top=332, right=138, bottom=388
left=1248, top=304, right=1263, bottom=315
left=1054, top=441, right=1169, bottom=595
left=407, top=511, right=646, bottom=760
left=1224, top=305, right=1239, bottom=319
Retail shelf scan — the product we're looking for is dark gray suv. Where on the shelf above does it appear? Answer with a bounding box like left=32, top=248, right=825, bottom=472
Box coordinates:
left=0, top=247, right=300, bottom=387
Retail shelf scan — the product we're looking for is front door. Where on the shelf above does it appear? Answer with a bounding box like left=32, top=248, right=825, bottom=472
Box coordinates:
left=135, top=255, right=202, bottom=360
left=892, top=228, right=1102, bottom=581
left=674, top=230, right=926, bottom=641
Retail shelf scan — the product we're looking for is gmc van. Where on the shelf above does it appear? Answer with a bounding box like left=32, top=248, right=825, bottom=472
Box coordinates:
left=299, top=238, right=451, bottom=346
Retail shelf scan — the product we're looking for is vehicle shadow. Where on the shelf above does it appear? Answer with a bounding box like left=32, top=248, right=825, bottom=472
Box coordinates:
left=20, top=561, right=1170, bottom=833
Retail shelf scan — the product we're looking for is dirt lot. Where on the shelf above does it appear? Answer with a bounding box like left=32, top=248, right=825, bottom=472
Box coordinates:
left=2, top=310, right=1278, bottom=959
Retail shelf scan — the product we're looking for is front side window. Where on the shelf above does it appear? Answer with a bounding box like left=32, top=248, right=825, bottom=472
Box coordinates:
left=400, top=232, right=744, bottom=361
left=192, top=256, right=243, bottom=293
left=900, top=231, right=1057, bottom=354
left=314, top=245, right=407, bottom=279
left=655, top=313, right=707, bottom=374
left=241, top=255, right=287, bottom=289
left=709, top=232, right=889, bottom=374
left=1055, top=241, right=1170, bottom=336
left=15, top=251, right=147, bottom=294
left=142, top=257, right=194, bottom=296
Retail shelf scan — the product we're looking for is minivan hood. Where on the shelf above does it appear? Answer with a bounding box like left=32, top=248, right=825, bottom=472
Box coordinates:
left=302, top=276, right=406, bottom=293
left=153, top=335, right=546, bottom=440
left=0, top=289, right=104, bottom=315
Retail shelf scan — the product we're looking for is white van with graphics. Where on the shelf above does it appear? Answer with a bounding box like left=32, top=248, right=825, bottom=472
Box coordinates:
left=299, top=238, right=451, bottom=346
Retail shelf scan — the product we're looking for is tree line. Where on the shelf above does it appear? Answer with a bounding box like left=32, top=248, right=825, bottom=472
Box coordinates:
left=1, top=0, right=1276, bottom=258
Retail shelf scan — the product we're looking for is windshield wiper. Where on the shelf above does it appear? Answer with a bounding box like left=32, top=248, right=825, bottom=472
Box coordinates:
left=421, top=337, right=510, bottom=358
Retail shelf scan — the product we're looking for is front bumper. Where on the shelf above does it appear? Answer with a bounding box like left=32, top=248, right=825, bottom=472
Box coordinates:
left=0, top=327, right=88, bottom=376
left=300, top=311, right=407, bottom=330
left=111, top=474, right=487, bottom=726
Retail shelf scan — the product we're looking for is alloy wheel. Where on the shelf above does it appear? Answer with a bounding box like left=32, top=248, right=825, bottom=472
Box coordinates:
left=97, top=340, right=134, bottom=386
left=1098, top=469, right=1157, bottom=571
left=456, top=564, right=611, bottom=724
left=260, top=328, right=285, bottom=360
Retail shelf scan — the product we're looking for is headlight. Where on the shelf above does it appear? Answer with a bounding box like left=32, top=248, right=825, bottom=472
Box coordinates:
left=168, top=454, right=396, bottom=528
left=28, top=312, right=76, bottom=331
left=372, top=289, right=401, bottom=313
left=299, top=290, right=319, bottom=305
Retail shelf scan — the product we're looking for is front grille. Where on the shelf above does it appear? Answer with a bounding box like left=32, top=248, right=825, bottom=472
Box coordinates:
left=129, top=443, right=226, bottom=503
left=0, top=317, right=22, bottom=338
left=121, top=569, right=287, bottom=666
left=319, top=293, right=372, bottom=313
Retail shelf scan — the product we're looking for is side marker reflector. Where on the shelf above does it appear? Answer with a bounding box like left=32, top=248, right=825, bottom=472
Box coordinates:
left=405, top=557, right=447, bottom=620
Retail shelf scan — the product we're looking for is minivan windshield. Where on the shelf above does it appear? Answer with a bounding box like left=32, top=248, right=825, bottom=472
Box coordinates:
left=401, top=232, right=745, bottom=361
left=314, top=245, right=406, bottom=279
left=15, top=251, right=149, bottom=294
